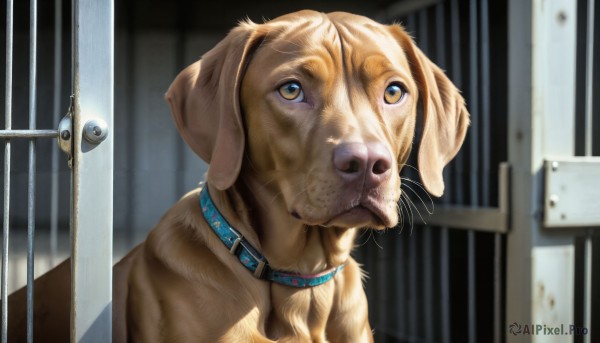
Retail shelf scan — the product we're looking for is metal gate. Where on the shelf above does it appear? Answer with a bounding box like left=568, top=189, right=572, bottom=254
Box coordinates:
left=357, top=0, right=600, bottom=342
left=0, top=0, right=113, bottom=341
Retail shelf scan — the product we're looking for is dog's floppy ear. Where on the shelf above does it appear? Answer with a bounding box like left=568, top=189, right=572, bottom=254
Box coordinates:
left=393, top=26, right=470, bottom=197
left=165, top=21, right=264, bottom=190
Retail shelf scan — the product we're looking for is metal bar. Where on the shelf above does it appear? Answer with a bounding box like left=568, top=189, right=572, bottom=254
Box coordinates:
left=467, top=230, right=476, bottom=342
left=394, top=234, right=406, bottom=336
left=71, top=0, right=114, bottom=340
left=408, top=231, right=418, bottom=338
left=439, top=228, right=450, bottom=342
left=1, top=0, right=14, bottom=341
left=451, top=6, right=465, bottom=205
left=27, top=0, right=38, bottom=341
left=0, top=130, right=59, bottom=139
left=422, top=227, right=433, bottom=341
left=435, top=3, right=446, bottom=68
left=1, top=148, right=9, bottom=343
left=450, top=0, right=463, bottom=100
left=506, top=1, right=577, bottom=341
left=50, top=0, right=63, bottom=267
left=406, top=13, right=416, bottom=36
left=584, top=234, right=592, bottom=343
left=414, top=163, right=509, bottom=232
left=585, top=0, right=595, bottom=157
left=481, top=0, right=491, bottom=206
left=417, top=9, right=434, bottom=342
left=583, top=2, right=595, bottom=341
left=445, top=3, right=462, bottom=341
left=506, top=1, right=534, bottom=340
left=436, top=5, right=450, bottom=342
left=1, top=151, right=9, bottom=343
left=414, top=206, right=507, bottom=232
left=468, top=0, right=479, bottom=342
left=479, top=2, right=502, bottom=341
left=493, top=234, right=502, bottom=343
left=469, top=0, right=480, bottom=208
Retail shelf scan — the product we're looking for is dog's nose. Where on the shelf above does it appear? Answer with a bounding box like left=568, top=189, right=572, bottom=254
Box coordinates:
left=333, top=142, right=392, bottom=186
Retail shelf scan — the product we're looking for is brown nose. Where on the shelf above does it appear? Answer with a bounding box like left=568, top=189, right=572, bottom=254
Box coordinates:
left=333, top=142, right=392, bottom=187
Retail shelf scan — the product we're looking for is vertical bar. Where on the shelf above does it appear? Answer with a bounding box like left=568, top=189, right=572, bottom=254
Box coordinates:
left=450, top=0, right=465, bottom=207
left=584, top=234, right=592, bottom=343
left=405, top=12, right=417, bottom=340
left=418, top=8, right=434, bottom=342
left=584, top=0, right=595, bottom=157
left=50, top=0, right=63, bottom=267
left=422, top=227, right=433, bottom=341
left=1, top=0, right=14, bottom=341
left=440, top=2, right=453, bottom=342
left=480, top=0, right=490, bottom=206
left=71, top=0, right=114, bottom=341
left=406, top=13, right=416, bottom=36
left=468, top=0, right=478, bottom=342
left=467, top=232, right=476, bottom=342
left=493, top=234, right=502, bottom=343
left=393, top=234, right=406, bottom=336
left=479, top=1, right=502, bottom=342
left=583, top=3, right=594, bottom=342
left=27, top=0, right=38, bottom=342
left=506, top=1, right=534, bottom=340
left=506, top=1, right=577, bottom=342
left=375, top=236, right=389, bottom=336
left=442, top=1, right=465, bottom=341
left=408, top=230, right=418, bottom=337
left=469, top=0, right=479, bottom=207
left=439, top=228, right=450, bottom=342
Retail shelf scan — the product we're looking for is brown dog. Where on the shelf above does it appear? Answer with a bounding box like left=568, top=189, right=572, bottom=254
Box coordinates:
left=9, top=10, right=468, bottom=342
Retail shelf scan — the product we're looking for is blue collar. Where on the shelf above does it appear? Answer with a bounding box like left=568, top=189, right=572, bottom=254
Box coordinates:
left=199, top=187, right=346, bottom=288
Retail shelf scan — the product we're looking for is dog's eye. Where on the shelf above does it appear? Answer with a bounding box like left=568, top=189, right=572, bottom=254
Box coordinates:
left=278, top=82, right=304, bottom=102
left=384, top=83, right=406, bottom=104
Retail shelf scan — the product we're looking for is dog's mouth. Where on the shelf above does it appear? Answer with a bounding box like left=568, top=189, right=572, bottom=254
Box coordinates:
left=325, top=204, right=384, bottom=228
left=292, top=198, right=392, bottom=229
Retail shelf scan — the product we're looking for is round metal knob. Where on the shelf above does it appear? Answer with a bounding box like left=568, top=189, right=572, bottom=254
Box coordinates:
left=83, top=119, right=109, bottom=144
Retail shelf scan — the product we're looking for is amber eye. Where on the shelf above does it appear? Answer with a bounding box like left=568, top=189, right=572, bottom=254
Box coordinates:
left=384, top=83, right=406, bottom=104
left=278, top=81, right=304, bottom=102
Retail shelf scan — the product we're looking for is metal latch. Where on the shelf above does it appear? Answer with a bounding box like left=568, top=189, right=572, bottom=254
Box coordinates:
left=57, top=97, right=74, bottom=168
left=543, top=157, right=600, bottom=228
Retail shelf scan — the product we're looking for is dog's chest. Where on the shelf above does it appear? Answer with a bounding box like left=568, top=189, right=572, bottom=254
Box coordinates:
left=266, top=283, right=336, bottom=341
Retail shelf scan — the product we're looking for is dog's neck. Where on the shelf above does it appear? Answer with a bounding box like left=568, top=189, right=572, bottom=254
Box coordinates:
left=207, top=180, right=356, bottom=275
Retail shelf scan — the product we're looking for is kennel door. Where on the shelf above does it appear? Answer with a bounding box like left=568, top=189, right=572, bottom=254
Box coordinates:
left=70, top=0, right=114, bottom=341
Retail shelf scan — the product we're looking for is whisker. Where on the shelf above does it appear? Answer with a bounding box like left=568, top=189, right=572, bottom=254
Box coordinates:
left=370, top=230, right=383, bottom=250
left=397, top=200, right=408, bottom=234
left=356, top=229, right=372, bottom=247
left=400, top=177, right=434, bottom=206
left=401, top=182, right=434, bottom=214
left=403, top=192, right=429, bottom=227
left=400, top=176, right=433, bottom=201
left=400, top=193, right=415, bottom=232
left=399, top=194, right=413, bottom=232
left=395, top=202, right=404, bottom=233
left=398, top=163, right=421, bottom=174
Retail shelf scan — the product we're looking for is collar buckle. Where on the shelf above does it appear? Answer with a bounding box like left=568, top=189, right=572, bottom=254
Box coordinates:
left=254, top=259, right=267, bottom=278
left=229, top=236, right=242, bottom=255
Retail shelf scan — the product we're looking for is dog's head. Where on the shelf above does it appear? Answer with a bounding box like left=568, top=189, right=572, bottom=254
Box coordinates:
left=166, top=10, right=469, bottom=230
